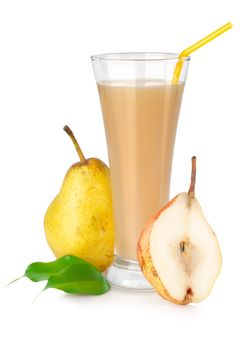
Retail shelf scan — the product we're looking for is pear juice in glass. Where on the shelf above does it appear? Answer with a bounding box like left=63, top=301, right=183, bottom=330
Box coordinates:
left=92, top=53, right=189, bottom=290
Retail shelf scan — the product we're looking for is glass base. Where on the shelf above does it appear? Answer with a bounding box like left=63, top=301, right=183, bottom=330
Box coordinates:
left=106, top=256, right=154, bottom=291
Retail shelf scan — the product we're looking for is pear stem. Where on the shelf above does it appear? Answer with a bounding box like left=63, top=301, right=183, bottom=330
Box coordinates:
left=63, top=125, right=86, bottom=164
left=188, top=156, right=196, bottom=199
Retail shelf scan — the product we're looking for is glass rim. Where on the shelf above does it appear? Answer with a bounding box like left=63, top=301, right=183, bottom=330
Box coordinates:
left=91, top=52, right=190, bottom=62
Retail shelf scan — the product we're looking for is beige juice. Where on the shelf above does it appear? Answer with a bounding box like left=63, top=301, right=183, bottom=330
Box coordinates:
left=98, top=80, right=184, bottom=261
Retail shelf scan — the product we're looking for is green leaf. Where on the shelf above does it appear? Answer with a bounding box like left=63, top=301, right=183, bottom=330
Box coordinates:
left=8, top=255, right=111, bottom=297
left=6, top=255, right=98, bottom=286
left=24, top=255, right=90, bottom=282
left=44, top=263, right=110, bottom=295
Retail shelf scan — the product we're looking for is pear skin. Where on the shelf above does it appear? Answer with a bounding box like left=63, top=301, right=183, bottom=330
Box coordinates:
left=44, top=126, right=115, bottom=271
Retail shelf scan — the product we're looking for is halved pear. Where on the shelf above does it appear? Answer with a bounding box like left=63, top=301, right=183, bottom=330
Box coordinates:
left=137, top=157, right=222, bottom=305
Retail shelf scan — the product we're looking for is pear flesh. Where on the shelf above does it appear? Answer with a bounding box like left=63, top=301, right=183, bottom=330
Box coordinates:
left=44, top=126, right=114, bottom=272
left=137, top=157, right=222, bottom=304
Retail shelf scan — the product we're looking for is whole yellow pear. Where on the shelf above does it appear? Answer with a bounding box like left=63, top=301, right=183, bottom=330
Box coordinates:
left=44, top=126, right=114, bottom=271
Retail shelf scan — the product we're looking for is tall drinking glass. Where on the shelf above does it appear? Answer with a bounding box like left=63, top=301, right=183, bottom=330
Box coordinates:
left=92, top=53, right=189, bottom=290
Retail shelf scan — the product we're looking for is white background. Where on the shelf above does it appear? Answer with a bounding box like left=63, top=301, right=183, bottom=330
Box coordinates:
left=0, top=0, right=249, bottom=349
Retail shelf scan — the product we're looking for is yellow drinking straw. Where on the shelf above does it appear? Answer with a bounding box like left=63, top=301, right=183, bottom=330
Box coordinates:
left=172, top=22, right=233, bottom=84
